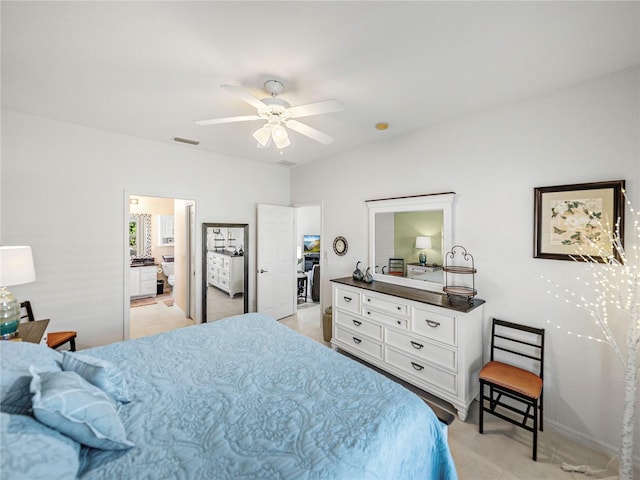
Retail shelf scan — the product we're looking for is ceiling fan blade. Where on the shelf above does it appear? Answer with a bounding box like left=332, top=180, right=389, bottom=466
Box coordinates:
left=195, top=115, right=261, bottom=126
left=221, top=84, right=269, bottom=110
left=286, top=119, right=334, bottom=145
left=287, top=99, right=343, bottom=119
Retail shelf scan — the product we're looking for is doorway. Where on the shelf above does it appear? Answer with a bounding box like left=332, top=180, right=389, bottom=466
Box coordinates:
left=127, top=195, right=195, bottom=339
left=202, top=223, right=249, bottom=322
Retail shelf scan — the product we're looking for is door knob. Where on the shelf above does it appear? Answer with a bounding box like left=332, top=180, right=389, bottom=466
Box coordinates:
left=259, top=269, right=268, bottom=273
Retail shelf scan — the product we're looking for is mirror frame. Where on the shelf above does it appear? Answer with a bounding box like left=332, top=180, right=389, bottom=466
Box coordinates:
left=367, top=192, right=455, bottom=292
left=129, top=213, right=152, bottom=258
left=202, top=223, right=249, bottom=323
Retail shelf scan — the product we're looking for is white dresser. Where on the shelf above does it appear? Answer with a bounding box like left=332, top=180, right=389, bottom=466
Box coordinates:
left=331, top=277, right=484, bottom=421
left=207, top=252, right=244, bottom=298
left=406, top=263, right=442, bottom=278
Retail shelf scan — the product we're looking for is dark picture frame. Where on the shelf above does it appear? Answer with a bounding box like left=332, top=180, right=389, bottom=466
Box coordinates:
left=533, top=180, right=625, bottom=262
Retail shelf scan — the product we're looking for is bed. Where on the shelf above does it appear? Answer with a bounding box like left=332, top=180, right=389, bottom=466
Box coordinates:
left=1, top=313, right=457, bottom=479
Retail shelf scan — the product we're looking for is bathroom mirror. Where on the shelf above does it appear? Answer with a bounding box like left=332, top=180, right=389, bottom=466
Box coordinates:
left=202, top=223, right=249, bottom=323
left=129, top=214, right=152, bottom=258
left=367, top=193, right=454, bottom=292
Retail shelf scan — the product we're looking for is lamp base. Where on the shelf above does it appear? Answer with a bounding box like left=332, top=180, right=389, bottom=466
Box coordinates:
left=0, top=287, right=20, bottom=339
left=419, top=252, right=427, bottom=266
left=1, top=330, right=18, bottom=340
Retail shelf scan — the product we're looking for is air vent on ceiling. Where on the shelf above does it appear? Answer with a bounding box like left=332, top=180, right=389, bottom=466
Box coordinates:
left=172, top=136, right=200, bottom=146
left=278, top=160, right=296, bottom=166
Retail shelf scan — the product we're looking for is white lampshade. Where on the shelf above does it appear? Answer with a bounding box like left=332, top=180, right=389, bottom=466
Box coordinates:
left=415, top=236, right=432, bottom=250
left=272, top=124, right=291, bottom=149
left=0, top=246, right=36, bottom=286
left=252, top=124, right=272, bottom=146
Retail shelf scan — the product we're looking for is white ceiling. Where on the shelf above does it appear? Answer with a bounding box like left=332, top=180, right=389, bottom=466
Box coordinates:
left=2, top=1, right=639, bottom=166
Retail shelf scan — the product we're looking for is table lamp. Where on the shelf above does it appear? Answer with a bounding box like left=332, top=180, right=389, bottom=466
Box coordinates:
left=0, top=246, right=36, bottom=339
left=415, top=236, right=432, bottom=266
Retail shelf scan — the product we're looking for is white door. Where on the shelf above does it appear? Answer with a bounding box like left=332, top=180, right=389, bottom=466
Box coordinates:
left=257, top=204, right=295, bottom=319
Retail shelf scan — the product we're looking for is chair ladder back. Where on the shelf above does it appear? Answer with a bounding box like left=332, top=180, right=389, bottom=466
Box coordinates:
left=19, top=301, right=35, bottom=322
left=491, top=318, right=545, bottom=378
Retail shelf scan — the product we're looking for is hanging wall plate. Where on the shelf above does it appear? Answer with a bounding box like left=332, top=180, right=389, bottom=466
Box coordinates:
left=333, top=236, right=348, bottom=256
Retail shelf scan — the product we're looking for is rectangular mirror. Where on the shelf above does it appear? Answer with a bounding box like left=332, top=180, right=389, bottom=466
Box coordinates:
left=202, top=223, right=249, bottom=323
left=367, top=193, right=454, bottom=292
left=129, top=213, right=152, bottom=258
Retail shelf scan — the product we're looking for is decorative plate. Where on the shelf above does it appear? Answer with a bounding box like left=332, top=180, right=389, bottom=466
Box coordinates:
left=333, top=236, right=348, bottom=256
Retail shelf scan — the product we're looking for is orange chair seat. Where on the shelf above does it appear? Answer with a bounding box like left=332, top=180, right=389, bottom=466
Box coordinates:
left=479, top=360, right=543, bottom=399
left=47, top=331, right=77, bottom=350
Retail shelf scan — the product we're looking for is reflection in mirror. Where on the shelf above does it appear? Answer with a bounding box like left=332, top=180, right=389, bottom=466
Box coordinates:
left=367, top=193, right=454, bottom=292
left=129, top=214, right=152, bottom=258
left=202, top=223, right=249, bottom=322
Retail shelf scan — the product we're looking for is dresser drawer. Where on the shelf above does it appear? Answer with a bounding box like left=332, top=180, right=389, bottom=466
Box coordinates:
left=412, top=307, right=457, bottom=346
left=335, top=310, right=382, bottom=341
left=335, top=287, right=361, bottom=314
left=362, top=307, right=408, bottom=330
left=386, top=329, right=457, bottom=371
left=363, top=294, right=409, bottom=317
left=385, top=347, right=457, bottom=394
left=336, top=326, right=383, bottom=360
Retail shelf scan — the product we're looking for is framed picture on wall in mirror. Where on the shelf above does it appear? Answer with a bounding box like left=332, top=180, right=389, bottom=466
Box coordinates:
left=533, top=180, right=625, bottom=262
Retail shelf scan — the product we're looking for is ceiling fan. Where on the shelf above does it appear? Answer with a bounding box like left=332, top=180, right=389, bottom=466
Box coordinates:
left=196, top=80, right=343, bottom=149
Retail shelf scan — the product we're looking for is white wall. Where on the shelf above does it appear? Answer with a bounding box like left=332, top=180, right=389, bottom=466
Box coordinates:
left=296, top=205, right=321, bottom=256
left=1, top=110, right=290, bottom=347
left=290, top=67, right=640, bottom=458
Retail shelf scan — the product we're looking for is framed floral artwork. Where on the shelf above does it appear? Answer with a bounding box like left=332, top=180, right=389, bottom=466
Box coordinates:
left=533, top=180, right=625, bottom=262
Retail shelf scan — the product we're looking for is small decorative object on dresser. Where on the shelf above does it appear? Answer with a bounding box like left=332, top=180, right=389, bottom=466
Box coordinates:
left=331, top=277, right=485, bottom=420
left=332, top=236, right=348, bottom=256
left=352, top=261, right=364, bottom=281
left=363, top=267, right=373, bottom=283
left=443, top=245, right=477, bottom=301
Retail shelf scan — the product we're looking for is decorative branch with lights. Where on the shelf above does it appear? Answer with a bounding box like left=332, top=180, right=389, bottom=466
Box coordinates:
left=543, top=191, right=639, bottom=479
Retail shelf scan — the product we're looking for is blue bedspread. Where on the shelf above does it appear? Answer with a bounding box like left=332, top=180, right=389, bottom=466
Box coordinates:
left=78, top=313, right=457, bottom=479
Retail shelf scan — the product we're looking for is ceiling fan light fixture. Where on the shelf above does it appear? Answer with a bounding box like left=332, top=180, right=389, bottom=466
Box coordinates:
left=252, top=124, right=272, bottom=146
left=272, top=124, right=291, bottom=149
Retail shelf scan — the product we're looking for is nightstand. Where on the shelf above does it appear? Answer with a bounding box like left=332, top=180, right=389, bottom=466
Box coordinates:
left=16, top=319, right=50, bottom=344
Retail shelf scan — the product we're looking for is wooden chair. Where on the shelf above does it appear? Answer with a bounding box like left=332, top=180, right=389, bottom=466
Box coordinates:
left=20, top=301, right=77, bottom=351
left=388, top=258, right=404, bottom=276
left=479, top=318, right=545, bottom=460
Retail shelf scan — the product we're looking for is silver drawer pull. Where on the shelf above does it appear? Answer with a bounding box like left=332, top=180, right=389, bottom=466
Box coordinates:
left=352, top=337, right=362, bottom=344
left=352, top=320, right=362, bottom=327
left=411, top=362, right=424, bottom=371
left=343, top=296, right=352, bottom=302
left=426, top=320, right=441, bottom=328
left=410, top=341, right=424, bottom=350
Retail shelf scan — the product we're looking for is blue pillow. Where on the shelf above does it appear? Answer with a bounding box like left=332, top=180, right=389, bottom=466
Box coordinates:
left=61, top=351, right=130, bottom=403
left=0, top=341, right=62, bottom=415
left=0, top=412, right=80, bottom=479
left=29, top=368, right=134, bottom=450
